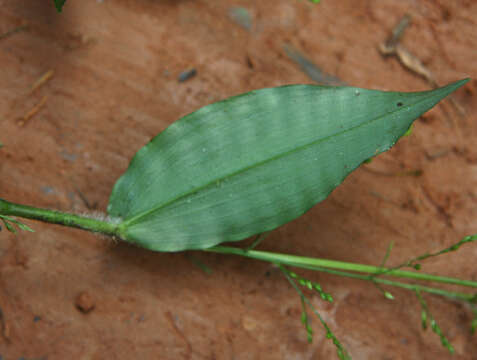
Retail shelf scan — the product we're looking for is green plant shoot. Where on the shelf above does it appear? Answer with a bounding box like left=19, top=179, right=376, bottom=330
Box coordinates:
left=1, top=79, right=473, bottom=359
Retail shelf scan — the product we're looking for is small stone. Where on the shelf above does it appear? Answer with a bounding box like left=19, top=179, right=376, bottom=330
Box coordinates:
left=178, top=68, right=197, bottom=82
left=75, top=291, right=95, bottom=314
left=241, top=315, right=258, bottom=331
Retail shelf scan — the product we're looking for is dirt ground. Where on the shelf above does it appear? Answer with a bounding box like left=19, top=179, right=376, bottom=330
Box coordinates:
left=1, top=0, right=477, bottom=359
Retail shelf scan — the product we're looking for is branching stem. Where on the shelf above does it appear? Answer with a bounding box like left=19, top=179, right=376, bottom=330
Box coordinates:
left=207, top=245, right=477, bottom=289
left=206, top=245, right=477, bottom=303
left=2, top=197, right=476, bottom=305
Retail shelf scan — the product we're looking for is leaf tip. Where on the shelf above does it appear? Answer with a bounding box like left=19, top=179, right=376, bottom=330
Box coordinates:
left=443, top=78, right=470, bottom=94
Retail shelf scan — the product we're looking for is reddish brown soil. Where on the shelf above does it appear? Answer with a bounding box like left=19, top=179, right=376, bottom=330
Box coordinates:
left=1, top=1, right=477, bottom=359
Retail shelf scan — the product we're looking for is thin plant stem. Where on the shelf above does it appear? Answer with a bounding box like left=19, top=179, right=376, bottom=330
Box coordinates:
left=0, top=198, right=118, bottom=237
left=296, top=264, right=476, bottom=303
left=206, top=246, right=477, bottom=290
left=280, top=264, right=350, bottom=360
left=2, top=197, right=476, bottom=302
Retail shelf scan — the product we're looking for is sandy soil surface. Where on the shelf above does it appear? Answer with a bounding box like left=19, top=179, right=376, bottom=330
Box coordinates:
left=1, top=0, right=477, bottom=359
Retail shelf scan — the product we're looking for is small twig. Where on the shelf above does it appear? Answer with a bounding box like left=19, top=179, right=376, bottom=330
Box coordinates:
left=382, top=14, right=412, bottom=50
left=393, top=45, right=434, bottom=83
left=30, top=69, right=54, bottom=93
left=18, top=96, right=48, bottom=126
left=379, top=15, right=433, bottom=84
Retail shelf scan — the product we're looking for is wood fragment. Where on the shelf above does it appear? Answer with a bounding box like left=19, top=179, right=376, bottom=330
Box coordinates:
left=31, top=69, right=54, bottom=93
left=379, top=14, right=434, bottom=84
left=18, top=96, right=48, bottom=126
left=382, top=14, right=411, bottom=51
left=394, top=45, right=434, bottom=83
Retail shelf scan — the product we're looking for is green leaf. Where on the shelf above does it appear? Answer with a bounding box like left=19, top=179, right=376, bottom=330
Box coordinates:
left=54, top=0, right=67, bottom=12
left=0, top=215, right=35, bottom=233
left=2, top=219, right=16, bottom=233
left=108, top=79, right=468, bottom=252
left=9, top=218, right=35, bottom=232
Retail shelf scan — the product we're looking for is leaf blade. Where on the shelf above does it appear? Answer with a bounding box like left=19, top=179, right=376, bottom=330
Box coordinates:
left=108, top=79, right=468, bottom=251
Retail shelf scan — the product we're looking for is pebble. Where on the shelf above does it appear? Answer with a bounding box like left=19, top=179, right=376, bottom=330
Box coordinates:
left=75, top=291, right=95, bottom=313
left=178, top=68, right=197, bottom=82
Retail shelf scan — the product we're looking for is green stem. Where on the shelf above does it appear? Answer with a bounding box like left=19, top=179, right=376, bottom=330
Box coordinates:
left=2, top=197, right=476, bottom=302
left=298, top=264, right=475, bottom=303
left=207, top=245, right=477, bottom=289
left=0, top=198, right=118, bottom=237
